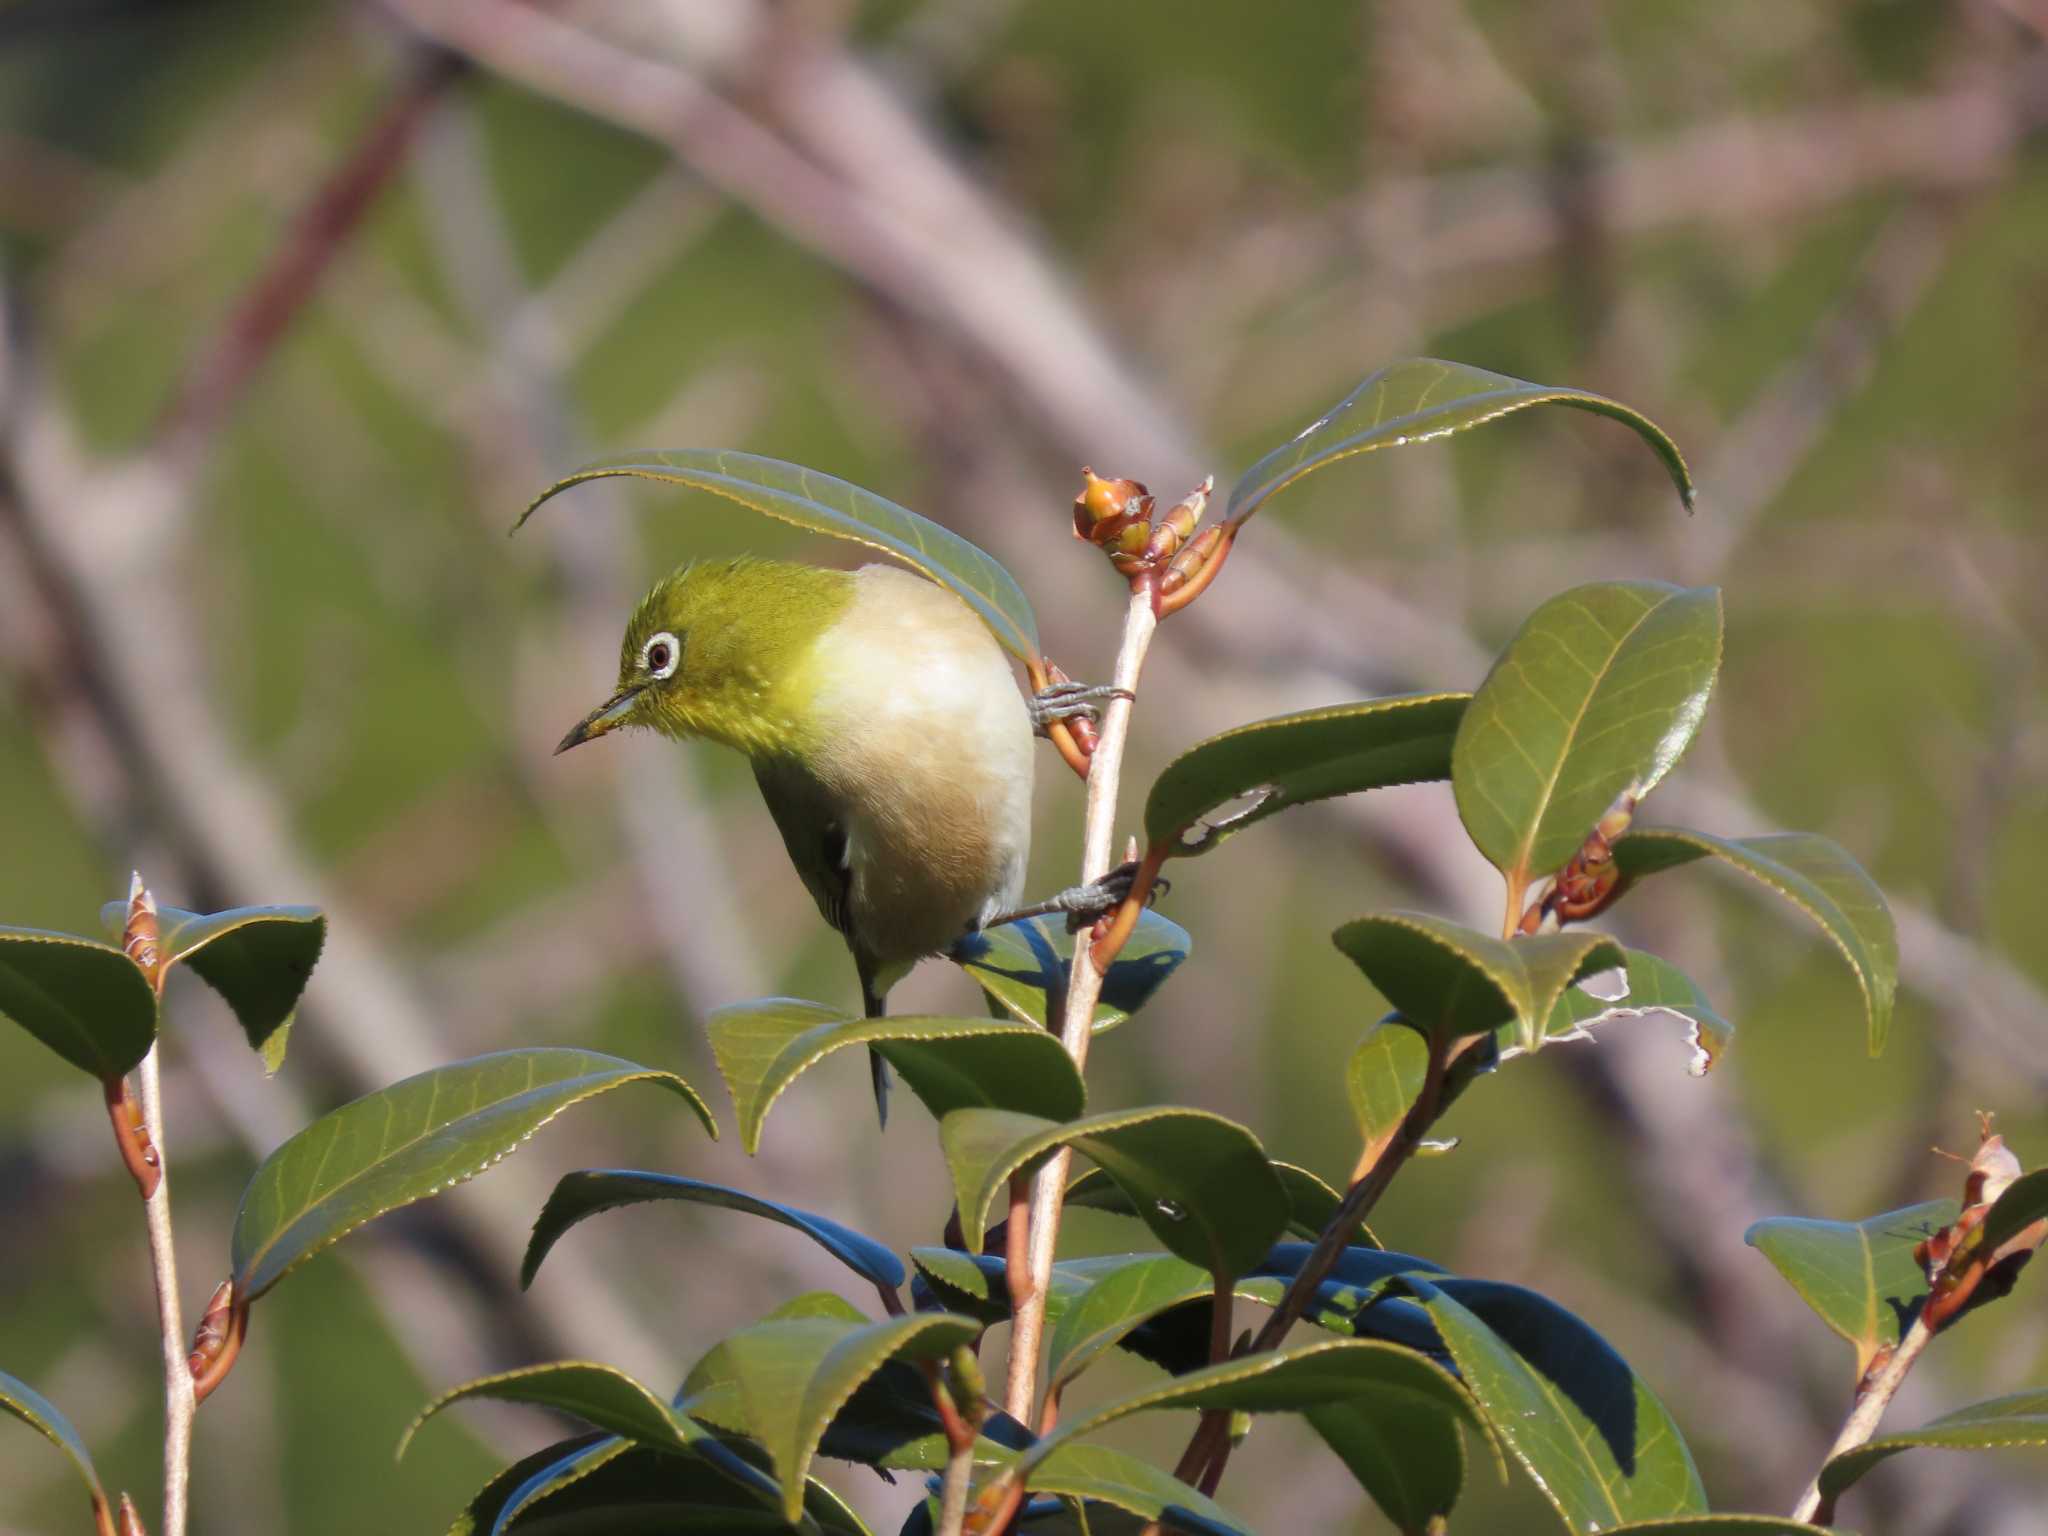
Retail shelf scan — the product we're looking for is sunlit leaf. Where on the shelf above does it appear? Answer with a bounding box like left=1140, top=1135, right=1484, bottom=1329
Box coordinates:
left=1142, top=695, right=1468, bottom=857
left=0, top=926, right=155, bottom=1079
left=906, top=1247, right=1095, bottom=1329
left=403, top=1361, right=713, bottom=1460
left=101, top=900, right=325, bottom=1070
left=1452, top=582, right=1721, bottom=888
left=1306, top=1390, right=1465, bottom=1535
left=1044, top=1254, right=1284, bottom=1394
left=0, top=1368, right=107, bottom=1522
left=1601, top=1523, right=1856, bottom=1535
left=1539, top=949, right=1734, bottom=1076
left=1818, top=1390, right=2048, bottom=1506
left=1226, top=358, right=1694, bottom=527
left=954, top=910, right=1191, bottom=1033
left=1976, top=1167, right=2048, bottom=1260
left=1348, top=1016, right=1430, bottom=1154
left=232, top=1049, right=714, bottom=1300
left=517, top=451, right=1039, bottom=664
left=1744, top=1201, right=1957, bottom=1375
left=1026, top=1441, right=1251, bottom=1534
left=1613, top=828, right=1897, bottom=1053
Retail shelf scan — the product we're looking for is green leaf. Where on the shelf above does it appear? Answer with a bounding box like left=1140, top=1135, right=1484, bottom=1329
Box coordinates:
left=1348, top=1016, right=1430, bottom=1151
left=0, top=1367, right=107, bottom=1516
left=1305, top=1391, right=1466, bottom=1536
left=1066, top=1160, right=1373, bottom=1246
left=522, top=1171, right=905, bottom=1293
left=1818, top=1389, right=2048, bottom=1505
left=1142, top=695, right=1468, bottom=857
left=705, top=1000, right=1085, bottom=1153
left=1743, top=1200, right=1957, bottom=1375
left=943, top=1106, right=1288, bottom=1277
left=1978, top=1168, right=2048, bottom=1259
left=954, top=910, right=1191, bottom=1033
left=907, top=1247, right=1095, bottom=1328
left=403, top=1362, right=713, bottom=1461
left=0, top=926, right=156, bottom=1079
left=1540, top=949, right=1734, bottom=1076
left=1403, top=1278, right=1705, bottom=1531
left=1612, top=828, right=1897, bottom=1054
left=1226, top=358, right=1695, bottom=527
left=101, top=901, right=325, bottom=1071
left=1026, top=1441, right=1251, bottom=1534
left=232, top=1049, right=714, bottom=1301
left=517, top=450, right=1039, bottom=664
left=1333, top=913, right=1621, bottom=1052
left=675, top=1308, right=981, bottom=1522
left=1453, top=582, right=1722, bottom=887
left=1603, top=1523, right=1857, bottom=1535
left=1044, top=1254, right=1281, bottom=1394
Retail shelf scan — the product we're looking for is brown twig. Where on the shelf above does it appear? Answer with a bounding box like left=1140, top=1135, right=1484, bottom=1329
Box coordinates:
left=1794, top=1311, right=1935, bottom=1523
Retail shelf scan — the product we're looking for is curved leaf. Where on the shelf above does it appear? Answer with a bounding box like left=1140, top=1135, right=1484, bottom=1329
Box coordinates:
left=1226, top=358, right=1695, bottom=527
left=1044, top=1254, right=1279, bottom=1394
left=1306, top=1391, right=1465, bottom=1536
left=943, top=1106, right=1288, bottom=1277
left=518, top=451, right=1038, bottom=664
left=907, top=1247, right=1096, bottom=1328
left=101, top=900, right=325, bottom=1071
left=1333, top=913, right=1621, bottom=1052
left=705, top=1001, right=1085, bottom=1153
left=1348, top=1016, right=1431, bottom=1153
left=954, top=910, right=1191, bottom=1033
left=1818, top=1389, right=2048, bottom=1504
left=1453, top=582, right=1721, bottom=887
left=1143, top=695, right=1468, bottom=857
left=0, top=926, right=155, bottom=1079
left=1613, top=828, right=1898, bottom=1053
left=1403, top=1277, right=1705, bottom=1530
left=522, top=1170, right=905, bottom=1292
left=1981, top=1168, right=2048, bottom=1259
left=1066, top=1161, right=1374, bottom=1246
left=0, top=1368, right=106, bottom=1516
left=1539, top=949, right=1734, bottom=1076
left=1604, top=1523, right=1856, bottom=1535
left=1026, top=1441, right=1251, bottom=1534
left=1743, top=1200, right=1956, bottom=1375
left=232, top=1049, right=713, bottom=1300
left=403, top=1361, right=712, bottom=1460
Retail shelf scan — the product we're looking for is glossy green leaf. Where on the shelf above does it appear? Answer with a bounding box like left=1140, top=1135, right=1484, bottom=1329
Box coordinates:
left=232, top=1049, right=713, bottom=1300
left=1142, top=695, right=1468, bottom=857
left=1348, top=1016, right=1431, bottom=1151
left=1044, top=1254, right=1290, bottom=1394
left=1333, top=913, right=1621, bottom=1052
left=1226, top=358, right=1695, bottom=528
left=954, top=910, right=1191, bottom=1033
left=675, top=1306, right=980, bottom=1522
left=705, top=1000, right=1084, bottom=1153
left=517, top=450, right=1039, bottom=664
left=1306, top=1391, right=1466, bottom=1535
left=1404, top=1277, right=1705, bottom=1530
left=1613, top=828, right=1897, bottom=1053
left=1026, top=1441, right=1251, bottom=1534
left=101, top=900, right=325, bottom=1071
left=1744, top=1200, right=1957, bottom=1375
left=403, top=1362, right=712, bottom=1461
left=1978, top=1168, right=2048, bottom=1258
left=1819, top=1389, right=2048, bottom=1504
left=1540, top=949, right=1734, bottom=1076
left=943, top=1106, right=1288, bottom=1277
left=522, top=1170, right=905, bottom=1292
left=1453, top=582, right=1721, bottom=886
left=1066, top=1160, right=1372, bottom=1246
left=0, top=1368, right=107, bottom=1516
left=0, top=926, right=155, bottom=1079
left=907, top=1247, right=1096, bottom=1328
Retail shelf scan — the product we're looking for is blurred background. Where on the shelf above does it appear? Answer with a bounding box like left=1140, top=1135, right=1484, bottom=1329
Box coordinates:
left=2, top=1, right=2045, bottom=1531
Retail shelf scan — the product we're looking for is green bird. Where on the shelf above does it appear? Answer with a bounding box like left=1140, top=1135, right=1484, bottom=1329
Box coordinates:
left=556, top=556, right=1119, bottom=1124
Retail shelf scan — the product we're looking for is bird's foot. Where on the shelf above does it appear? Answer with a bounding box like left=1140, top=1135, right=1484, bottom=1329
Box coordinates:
left=979, top=860, right=1167, bottom=934
left=1029, top=681, right=1131, bottom=737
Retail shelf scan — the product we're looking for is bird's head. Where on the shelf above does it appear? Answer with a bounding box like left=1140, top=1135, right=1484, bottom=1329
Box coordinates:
left=555, top=557, right=851, bottom=757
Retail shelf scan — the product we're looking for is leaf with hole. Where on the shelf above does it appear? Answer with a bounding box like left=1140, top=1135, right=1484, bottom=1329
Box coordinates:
left=1143, top=695, right=1468, bottom=857
left=1818, top=1389, right=2048, bottom=1506
left=954, top=910, right=1191, bottom=1032
left=0, top=1368, right=108, bottom=1526
left=0, top=926, right=156, bottom=1080
left=101, top=900, right=324, bottom=1071
left=1334, top=913, right=1621, bottom=1052
left=942, top=1106, right=1287, bottom=1277
left=1613, top=828, right=1896, bottom=1053
left=1744, top=1201, right=1958, bottom=1375
left=517, top=451, right=1038, bottom=664
left=1226, top=359, right=1694, bottom=527
left=1453, top=582, right=1721, bottom=891
left=1540, top=949, right=1734, bottom=1076
left=231, top=1049, right=713, bottom=1301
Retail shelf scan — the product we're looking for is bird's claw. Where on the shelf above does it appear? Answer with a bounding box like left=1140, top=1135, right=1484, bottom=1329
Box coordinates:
left=1059, top=859, right=1161, bottom=931
left=1029, top=681, right=1131, bottom=737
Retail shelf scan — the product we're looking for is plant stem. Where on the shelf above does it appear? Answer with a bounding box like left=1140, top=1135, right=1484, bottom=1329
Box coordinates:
left=1005, top=585, right=1159, bottom=1425
left=1792, top=1312, right=1935, bottom=1523
left=136, top=1044, right=192, bottom=1536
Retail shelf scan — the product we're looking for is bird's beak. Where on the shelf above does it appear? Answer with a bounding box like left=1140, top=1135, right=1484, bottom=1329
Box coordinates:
left=555, top=685, right=643, bottom=755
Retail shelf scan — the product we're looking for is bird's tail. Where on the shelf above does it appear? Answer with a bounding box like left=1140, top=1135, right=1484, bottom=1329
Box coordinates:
left=862, top=971, right=890, bottom=1129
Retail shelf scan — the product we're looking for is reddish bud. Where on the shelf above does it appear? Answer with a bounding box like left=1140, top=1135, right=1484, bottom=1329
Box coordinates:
left=122, top=873, right=162, bottom=994
left=117, top=1494, right=146, bottom=1536
left=1074, top=467, right=1149, bottom=530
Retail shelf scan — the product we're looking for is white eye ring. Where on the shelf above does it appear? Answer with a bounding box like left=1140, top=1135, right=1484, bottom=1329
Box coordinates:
left=641, top=631, right=681, bottom=680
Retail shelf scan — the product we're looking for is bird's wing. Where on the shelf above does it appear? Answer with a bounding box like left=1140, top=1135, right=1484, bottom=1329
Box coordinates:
left=751, top=756, right=856, bottom=947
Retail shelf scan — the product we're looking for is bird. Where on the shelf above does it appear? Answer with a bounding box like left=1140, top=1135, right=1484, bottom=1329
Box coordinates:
left=555, top=555, right=1120, bottom=1125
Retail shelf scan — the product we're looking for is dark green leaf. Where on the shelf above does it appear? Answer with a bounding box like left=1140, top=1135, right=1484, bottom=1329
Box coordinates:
left=1453, top=582, right=1721, bottom=887
left=1540, top=949, right=1734, bottom=1076
left=907, top=1247, right=1096, bottom=1328
left=1043, top=1254, right=1290, bottom=1394
left=517, top=451, right=1038, bottom=664
left=1819, top=1389, right=2048, bottom=1504
left=954, top=909, right=1191, bottom=1033
left=1979, top=1168, right=2048, bottom=1258
left=1333, top=914, right=1621, bottom=1052
left=522, top=1170, right=905, bottom=1292
left=943, top=1106, right=1288, bottom=1277
left=232, top=1049, right=714, bottom=1300
left=1744, top=1201, right=1957, bottom=1375
left=102, top=901, right=325, bottom=1071
left=1613, top=828, right=1897, bottom=1054
left=0, top=1367, right=106, bottom=1513
left=0, top=926, right=155, bottom=1079
left=1306, top=1391, right=1465, bottom=1535
left=705, top=1000, right=1084, bottom=1153
left=1066, top=1161, right=1372, bottom=1246
left=1142, top=695, right=1468, bottom=857
left=1226, top=359, right=1695, bottom=527
left=1404, top=1278, right=1705, bottom=1530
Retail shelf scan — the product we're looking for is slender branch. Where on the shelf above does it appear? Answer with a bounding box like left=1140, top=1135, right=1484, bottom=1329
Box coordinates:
left=135, top=1045, right=192, bottom=1536
left=1005, top=585, right=1159, bottom=1424
left=1793, top=1313, right=1936, bottom=1524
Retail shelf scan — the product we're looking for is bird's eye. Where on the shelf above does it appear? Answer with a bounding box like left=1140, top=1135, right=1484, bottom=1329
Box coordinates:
left=641, top=631, right=681, bottom=680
